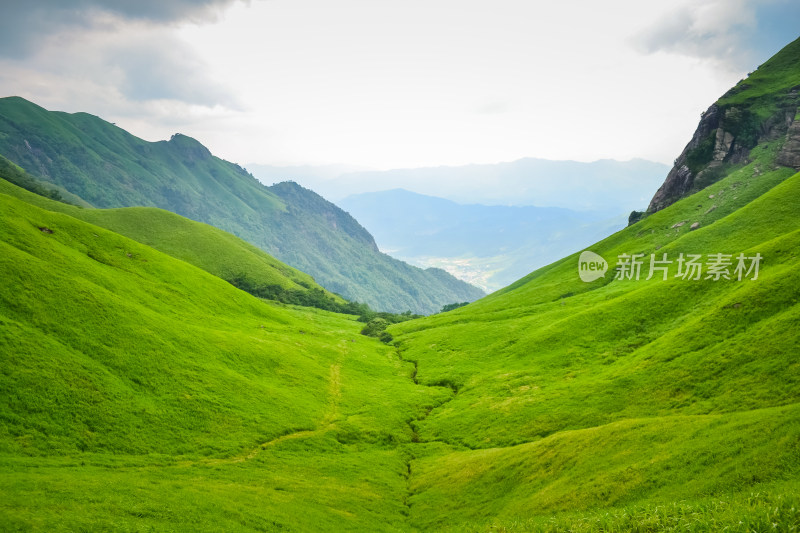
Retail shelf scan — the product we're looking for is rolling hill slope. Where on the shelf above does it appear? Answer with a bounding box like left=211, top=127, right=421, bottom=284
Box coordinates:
left=0, top=183, right=450, bottom=531
left=0, top=161, right=351, bottom=312
left=386, top=37, right=800, bottom=530
left=392, top=156, right=800, bottom=531
left=0, top=99, right=483, bottom=313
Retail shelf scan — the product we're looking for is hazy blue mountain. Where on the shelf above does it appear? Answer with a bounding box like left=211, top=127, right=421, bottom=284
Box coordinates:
left=253, top=158, right=670, bottom=213
left=338, top=189, right=626, bottom=291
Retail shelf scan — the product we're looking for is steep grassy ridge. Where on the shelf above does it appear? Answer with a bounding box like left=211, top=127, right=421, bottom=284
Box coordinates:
left=0, top=154, right=90, bottom=207
left=266, top=181, right=484, bottom=312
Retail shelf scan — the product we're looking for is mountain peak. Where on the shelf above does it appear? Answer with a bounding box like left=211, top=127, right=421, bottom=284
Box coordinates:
left=167, top=133, right=212, bottom=161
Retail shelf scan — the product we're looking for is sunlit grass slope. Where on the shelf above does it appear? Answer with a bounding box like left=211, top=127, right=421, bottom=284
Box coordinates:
left=0, top=189, right=451, bottom=530
left=0, top=176, right=344, bottom=306
left=389, top=142, right=800, bottom=529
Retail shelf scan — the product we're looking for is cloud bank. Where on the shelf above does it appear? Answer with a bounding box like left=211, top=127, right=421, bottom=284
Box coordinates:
left=635, top=0, right=800, bottom=71
left=0, top=0, right=245, bottom=110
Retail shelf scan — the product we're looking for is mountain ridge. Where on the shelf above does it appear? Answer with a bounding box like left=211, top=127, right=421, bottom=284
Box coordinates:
left=0, top=96, right=483, bottom=313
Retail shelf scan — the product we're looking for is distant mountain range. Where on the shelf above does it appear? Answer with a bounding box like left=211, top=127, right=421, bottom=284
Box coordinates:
left=338, top=189, right=626, bottom=291
left=0, top=97, right=483, bottom=314
left=249, top=158, right=670, bottom=213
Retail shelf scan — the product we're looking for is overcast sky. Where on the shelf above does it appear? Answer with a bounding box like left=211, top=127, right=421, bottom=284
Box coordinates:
left=0, top=0, right=798, bottom=170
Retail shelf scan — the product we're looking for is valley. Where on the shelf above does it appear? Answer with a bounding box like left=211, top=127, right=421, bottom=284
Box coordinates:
left=1, top=32, right=800, bottom=533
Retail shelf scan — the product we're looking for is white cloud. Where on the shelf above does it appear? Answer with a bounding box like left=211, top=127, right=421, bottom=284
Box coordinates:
left=633, top=0, right=760, bottom=70
left=0, top=0, right=796, bottom=170
left=0, top=0, right=244, bottom=56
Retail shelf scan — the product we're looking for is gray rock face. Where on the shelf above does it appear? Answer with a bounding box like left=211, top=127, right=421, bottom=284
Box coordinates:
left=647, top=105, right=720, bottom=213
left=713, top=127, right=734, bottom=161
left=648, top=164, right=694, bottom=213
left=760, top=107, right=796, bottom=141
left=776, top=111, right=800, bottom=169
left=648, top=91, right=799, bottom=213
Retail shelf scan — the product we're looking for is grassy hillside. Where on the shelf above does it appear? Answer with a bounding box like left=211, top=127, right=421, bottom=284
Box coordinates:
left=0, top=98, right=483, bottom=313
left=0, top=154, right=91, bottom=207
left=388, top=129, right=800, bottom=529
left=0, top=174, right=352, bottom=312
left=2, top=144, right=796, bottom=532
left=0, top=188, right=453, bottom=530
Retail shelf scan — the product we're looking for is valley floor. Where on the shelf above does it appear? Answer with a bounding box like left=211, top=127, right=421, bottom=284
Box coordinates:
left=2, top=353, right=798, bottom=532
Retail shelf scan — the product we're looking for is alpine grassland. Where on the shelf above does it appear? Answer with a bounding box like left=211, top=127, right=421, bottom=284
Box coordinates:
left=389, top=154, right=800, bottom=530
left=1, top=34, right=799, bottom=533
left=2, top=157, right=798, bottom=530
left=0, top=186, right=452, bottom=530
left=0, top=175, right=356, bottom=313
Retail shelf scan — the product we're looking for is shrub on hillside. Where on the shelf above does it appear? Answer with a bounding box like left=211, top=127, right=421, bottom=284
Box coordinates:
left=360, top=318, right=389, bottom=337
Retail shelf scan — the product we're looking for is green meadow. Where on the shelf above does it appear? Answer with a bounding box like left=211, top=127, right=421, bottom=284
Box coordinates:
left=388, top=149, right=800, bottom=530
left=1, top=160, right=798, bottom=530
left=0, top=184, right=454, bottom=530
left=1, top=36, right=799, bottom=533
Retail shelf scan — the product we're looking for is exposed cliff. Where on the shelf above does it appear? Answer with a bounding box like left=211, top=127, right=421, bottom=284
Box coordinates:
left=646, top=37, right=800, bottom=214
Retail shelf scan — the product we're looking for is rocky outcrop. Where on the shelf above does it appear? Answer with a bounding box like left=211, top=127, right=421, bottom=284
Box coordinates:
left=647, top=104, right=720, bottom=213
left=648, top=164, right=693, bottom=213
left=645, top=41, right=800, bottom=215
left=776, top=110, right=800, bottom=169
left=712, top=127, right=734, bottom=161
left=648, top=99, right=799, bottom=213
